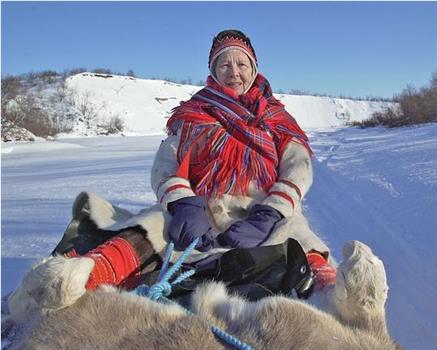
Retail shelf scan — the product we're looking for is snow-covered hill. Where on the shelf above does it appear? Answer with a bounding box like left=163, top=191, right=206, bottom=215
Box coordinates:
left=64, top=73, right=199, bottom=135
left=2, top=72, right=398, bottom=141
left=2, top=124, right=436, bottom=349
left=63, top=73, right=397, bottom=135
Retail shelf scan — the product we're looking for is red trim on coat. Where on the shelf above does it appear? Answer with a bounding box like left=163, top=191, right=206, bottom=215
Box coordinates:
left=160, top=184, right=192, bottom=204
left=269, top=191, right=295, bottom=209
left=278, top=179, right=302, bottom=199
left=156, top=175, right=178, bottom=194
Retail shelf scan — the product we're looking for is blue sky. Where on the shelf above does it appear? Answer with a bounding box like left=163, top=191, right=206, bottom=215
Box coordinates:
left=2, top=1, right=437, bottom=98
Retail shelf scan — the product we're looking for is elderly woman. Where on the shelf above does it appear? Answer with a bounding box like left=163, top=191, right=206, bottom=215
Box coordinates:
left=9, top=30, right=336, bottom=314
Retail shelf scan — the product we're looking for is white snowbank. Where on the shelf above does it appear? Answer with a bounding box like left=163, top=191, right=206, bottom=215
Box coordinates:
left=66, top=73, right=199, bottom=135
left=63, top=73, right=397, bottom=136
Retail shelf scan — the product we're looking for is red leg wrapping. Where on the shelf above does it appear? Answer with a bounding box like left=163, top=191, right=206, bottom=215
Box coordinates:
left=84, top=237, right=140, bottom=290
left=307, top=251, right=337, bottom=290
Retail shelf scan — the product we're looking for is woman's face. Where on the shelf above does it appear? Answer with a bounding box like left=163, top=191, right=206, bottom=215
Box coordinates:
left=214, top=49, right=254, bottom=95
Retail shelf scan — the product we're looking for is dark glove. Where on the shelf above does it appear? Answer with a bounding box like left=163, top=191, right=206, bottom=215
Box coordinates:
left=216, top=204, right=283, bottom=248
left=167, top=196, right=215, bottom=252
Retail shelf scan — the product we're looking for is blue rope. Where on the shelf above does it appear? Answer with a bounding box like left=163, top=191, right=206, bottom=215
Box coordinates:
left=134, top=238, right=254, bottom=350
left=136, top=239, right=197, bottom=302
left=210, top=325, right=253, bottom=350
left=157, top=241, right=174, bottom=281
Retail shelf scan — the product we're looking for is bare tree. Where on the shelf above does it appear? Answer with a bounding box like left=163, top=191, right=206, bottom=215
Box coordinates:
left=72, top=91, right=97, bottom=129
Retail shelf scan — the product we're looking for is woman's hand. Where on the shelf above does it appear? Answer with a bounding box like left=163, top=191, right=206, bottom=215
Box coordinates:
left=167, top=196, right=214, bottom=251
left=217, top=204, right=283, bottom=248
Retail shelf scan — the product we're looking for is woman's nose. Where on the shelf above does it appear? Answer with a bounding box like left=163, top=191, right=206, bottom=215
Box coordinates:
left=229, top=64, right=240, bottom=77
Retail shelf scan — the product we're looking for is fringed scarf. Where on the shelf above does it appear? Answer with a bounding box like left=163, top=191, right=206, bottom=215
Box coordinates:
left=167, top=74, right=311, bottom=198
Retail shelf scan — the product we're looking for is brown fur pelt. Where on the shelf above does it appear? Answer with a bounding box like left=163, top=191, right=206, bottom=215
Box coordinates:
left=13, top=289, right=218, bottom=350
left=6, top=241, right=403, bottom=350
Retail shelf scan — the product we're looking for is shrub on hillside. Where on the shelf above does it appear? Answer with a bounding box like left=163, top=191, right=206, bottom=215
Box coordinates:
left=351, top=71, right=437, bottom=128
left=1, top=120, right=36, bottom=142
left=92, top=68, right=113, bottom=75
left=98, top=115, right=125, bottom=135
left=350, top=107, right=407, bottom=128
left=39, top=70, right=59, bottom=83
left=1, top=76, right=26, bottom=140
left=62, top=68, right=87, bottom=78
left=1, top=94, right=64, bottom=140
left=1, top=76, right=22, bottom=99
left=107, top=115, right=124, bottom=133
left=1, top=74, right=71, bottom=141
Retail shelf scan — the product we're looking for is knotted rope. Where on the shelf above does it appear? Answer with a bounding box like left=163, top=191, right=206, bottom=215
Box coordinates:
left=134, top=238, right=253, bottom=350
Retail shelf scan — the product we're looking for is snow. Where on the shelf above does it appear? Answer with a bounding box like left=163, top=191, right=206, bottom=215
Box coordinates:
left=65, top=74, right=201, bottom=135
left=306, top=125, right=437, bottom=349
left=2, top=123, right=436, bottom=349
left=1, top=140, right=84, bottom=155
left=60, top=73, right=397, bottom=136
left=277, top=94, right=397, bottom=128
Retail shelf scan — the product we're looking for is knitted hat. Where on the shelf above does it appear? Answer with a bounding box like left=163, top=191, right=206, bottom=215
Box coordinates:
left=208, top=29, right=258, bottom=69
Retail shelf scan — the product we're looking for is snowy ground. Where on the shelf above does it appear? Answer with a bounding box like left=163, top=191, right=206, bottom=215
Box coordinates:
left=2, top=124, right=437, bottom=349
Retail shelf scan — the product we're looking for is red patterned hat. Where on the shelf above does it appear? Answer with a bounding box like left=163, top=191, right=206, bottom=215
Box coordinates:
left=208, top=29, right=258, bottom=69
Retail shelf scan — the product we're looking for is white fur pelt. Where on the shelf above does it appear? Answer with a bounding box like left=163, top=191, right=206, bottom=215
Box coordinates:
left=6, top=241, right=403, bottom=350
left=7, top=256, right=95, bottom=323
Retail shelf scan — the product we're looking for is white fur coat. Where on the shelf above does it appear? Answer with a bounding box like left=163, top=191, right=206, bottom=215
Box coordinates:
left=74, top=136, right=330, bottom=265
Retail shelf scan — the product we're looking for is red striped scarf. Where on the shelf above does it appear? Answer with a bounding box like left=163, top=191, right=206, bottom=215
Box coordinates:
left=167, top=74, right=311, bottom=197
